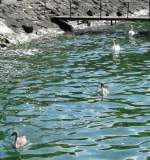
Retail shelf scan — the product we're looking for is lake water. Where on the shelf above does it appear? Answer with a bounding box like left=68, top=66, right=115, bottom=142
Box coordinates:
left=0, top=22, right=150, bottom=160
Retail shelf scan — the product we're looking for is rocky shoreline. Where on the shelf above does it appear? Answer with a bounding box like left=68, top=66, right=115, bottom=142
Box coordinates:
left=0, top=0, right=149, bottom=47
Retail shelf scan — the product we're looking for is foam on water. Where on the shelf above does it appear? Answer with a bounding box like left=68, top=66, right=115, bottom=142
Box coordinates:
left=14, top=48, right=39, bottom=56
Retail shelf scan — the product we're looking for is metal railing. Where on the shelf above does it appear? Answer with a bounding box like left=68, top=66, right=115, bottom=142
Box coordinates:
left=68, top=0, right=150, bottom=19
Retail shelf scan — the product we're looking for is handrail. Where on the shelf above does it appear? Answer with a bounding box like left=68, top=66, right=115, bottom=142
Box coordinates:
left=100, top=0, right=102, bottom=18
left=149, top=0, right=150, bottom=18
left=127, top=2, right=129, bottom=19
left=68, top=0, right=150, bottom=19
left=70, top=0, right=72, bottom=18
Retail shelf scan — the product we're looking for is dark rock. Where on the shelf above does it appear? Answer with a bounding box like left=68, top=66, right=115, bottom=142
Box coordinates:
left=4, top=38, right=10, bottom=44
left=0, top=36, right=10, bottom=48
left=116, top=9, right=122, bottom=16
left=0, top=43, right=7, bottom=48
left=22, top=25, right=34, bottom=33
left=10, top=24, right=17, bottom=28
left=50, top=10, right=56, bottom=15
left=73, top=1, right=79, bottom=6
left=105, top=12, right=109, bottom=16
left=87, top=10, right=93, bottom=16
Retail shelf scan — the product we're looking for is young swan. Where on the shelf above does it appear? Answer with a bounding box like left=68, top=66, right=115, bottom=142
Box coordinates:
left=112, top=39, right=120, bottom=52
left=98, top=83, right=109, bottom=97
left=11, top=131, right=28, bottom=148
left=128, top=25, right=135, bottom=36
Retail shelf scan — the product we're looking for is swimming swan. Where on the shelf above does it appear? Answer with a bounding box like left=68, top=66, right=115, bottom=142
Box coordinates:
left=128, top=25, right=135, bottom=36
left=112, top=39, right=120, bottom=52
left=11, top=131, right=28, bottom=148
left=98, top=83, right=109, bottom=97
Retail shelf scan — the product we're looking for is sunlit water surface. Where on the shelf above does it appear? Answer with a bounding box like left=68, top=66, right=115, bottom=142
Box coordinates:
left=0, top=23, right=150, bottom=160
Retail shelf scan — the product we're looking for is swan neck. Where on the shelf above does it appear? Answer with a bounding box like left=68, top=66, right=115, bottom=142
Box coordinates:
left=12, top=132, right=18, bottom=142
left=113, top=41, right=116, bottom=46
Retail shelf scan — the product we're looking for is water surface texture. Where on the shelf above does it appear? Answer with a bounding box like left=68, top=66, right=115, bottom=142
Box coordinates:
left=0, top=23, right=150, bottom=160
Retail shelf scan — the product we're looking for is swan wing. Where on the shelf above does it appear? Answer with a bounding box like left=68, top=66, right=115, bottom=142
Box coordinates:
left=16, top=136, right=28, bottom=148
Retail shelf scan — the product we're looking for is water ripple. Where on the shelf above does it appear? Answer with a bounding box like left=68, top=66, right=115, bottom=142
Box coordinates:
left=0, top=23, right=150, bottom=160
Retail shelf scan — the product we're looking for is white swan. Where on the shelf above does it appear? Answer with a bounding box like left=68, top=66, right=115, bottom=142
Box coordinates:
left=128, top=25, right=135, bottom=36
left=11, top=131, right=28, bottom=148
left=98, top=83, right=109, bottom=97
left=112, top=39, right=120, bottom=52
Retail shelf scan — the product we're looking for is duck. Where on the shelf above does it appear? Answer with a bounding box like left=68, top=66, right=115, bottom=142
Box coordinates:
left=11, top=131, right=28, bottom=148
left=112, top=39, right=120, bottom=52
left=128, top=24, right=135, bottom=36
left=98, top=83, right=109, bottom=97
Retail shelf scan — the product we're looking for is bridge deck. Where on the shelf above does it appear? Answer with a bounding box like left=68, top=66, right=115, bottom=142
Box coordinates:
left=51, top=16, right=150, bottom=21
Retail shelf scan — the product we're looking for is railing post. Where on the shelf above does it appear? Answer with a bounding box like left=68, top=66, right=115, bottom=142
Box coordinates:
left=149, top=0, right=150, bottom=19
left=70, top=0, right=72, bottom=18
left=100, top=0, right=102, bottom=18
left=127, top=2, right=129, bottom=19
left=44, top=0, right=46, bottom=15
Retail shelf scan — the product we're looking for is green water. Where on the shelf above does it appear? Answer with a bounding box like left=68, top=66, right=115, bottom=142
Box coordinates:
left=0, top=23, right=150, bottom=160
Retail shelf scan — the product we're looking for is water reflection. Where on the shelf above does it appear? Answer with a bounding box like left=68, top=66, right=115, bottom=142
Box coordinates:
left=129, top=36, right=137, bottom=45
left=112, top=53, right=121, bottom=64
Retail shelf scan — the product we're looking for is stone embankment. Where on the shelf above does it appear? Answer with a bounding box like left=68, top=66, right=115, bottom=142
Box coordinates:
left=0, top=0, right=148, bottom=47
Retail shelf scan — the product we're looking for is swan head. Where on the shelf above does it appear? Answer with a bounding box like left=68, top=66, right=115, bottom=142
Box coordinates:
left=113, top=38, right=116, bottom=42
left=99, top=83, right=109, bottom=97
left=11, top=131, right=18, bottom=139
left=113, top=39, right=116, bottom=45
left=100, top=83, right=108, bottom=89
left=130, top=24, right=133, bottom=30
left=100, top=83, right=105, bottom=88
left=113, top=39, right=120, bottom=47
